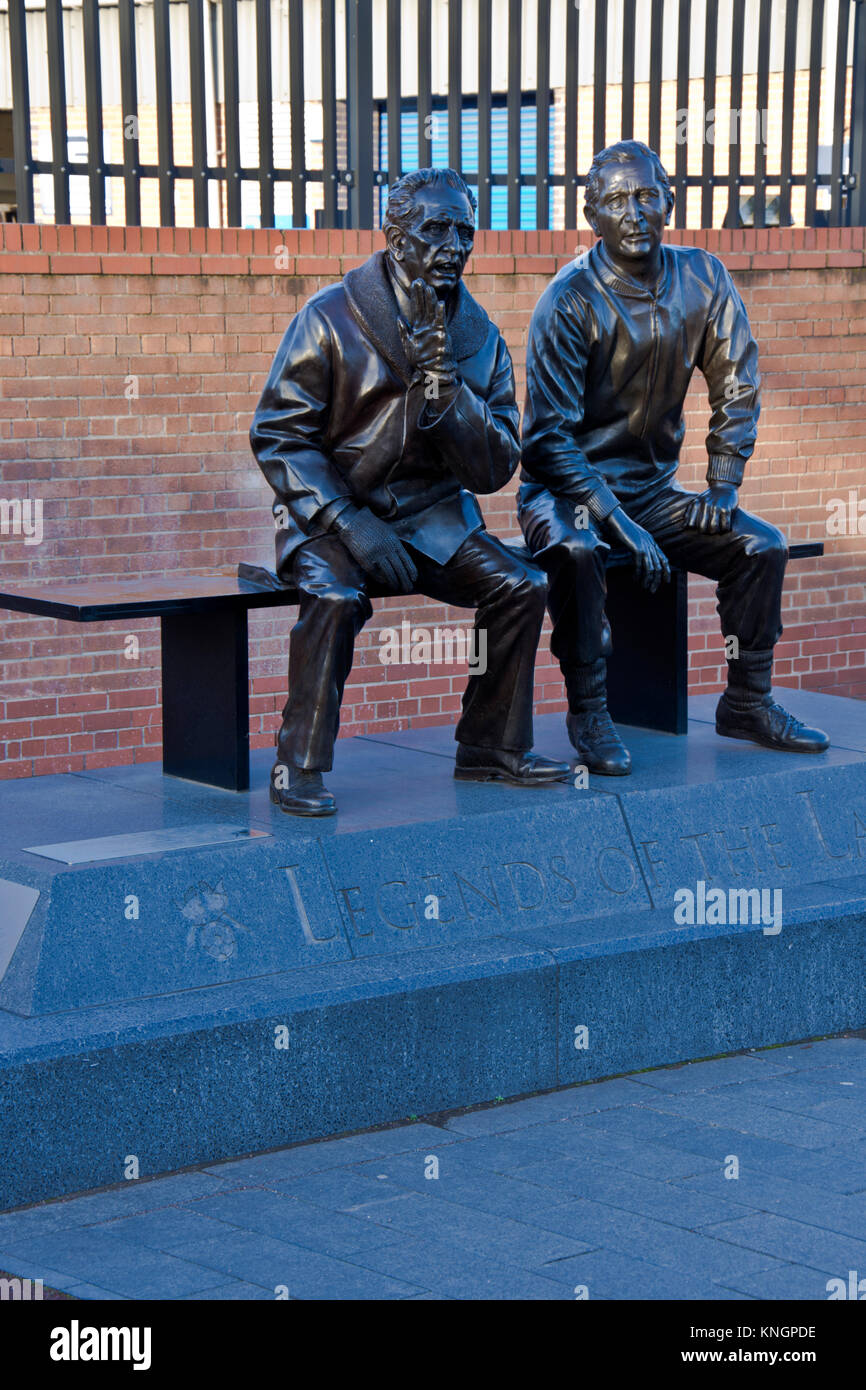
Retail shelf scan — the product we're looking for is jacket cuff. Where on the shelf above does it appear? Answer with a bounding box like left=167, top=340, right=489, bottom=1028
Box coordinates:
left=586, top=486, right=622, bottom=522
left=418, top=378, right=463, bottom=429
left=317, top=497, right=356, bottom=531
left=707, top=454, right=745, bottom=486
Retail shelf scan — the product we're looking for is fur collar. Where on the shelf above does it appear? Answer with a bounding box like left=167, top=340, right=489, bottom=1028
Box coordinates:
left=343, top=250, right=491, bottom=382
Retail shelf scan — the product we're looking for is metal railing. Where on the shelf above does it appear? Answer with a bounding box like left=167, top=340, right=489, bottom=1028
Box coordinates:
left=6, top=0, right=865, bottom=230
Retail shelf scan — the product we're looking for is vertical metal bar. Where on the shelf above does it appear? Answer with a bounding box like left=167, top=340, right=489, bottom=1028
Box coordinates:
left=701, top=0, right=718, bottom=226
left=724, top=0, right=745, bottom=227
left=850, top=0, right=866, bottom=225
left=507, top=0, right=522, bottom=226
left=254, top=0, right=273, bottom=228
left=536, top=0, right=550, bottom=229
left=322, top=0, right=337, bottom=225
left=153, top=0, right=175, bottom=225
left=386, top=0, right=402, bottom=184
left=674, top=0, right=691, bottom=228
left=45, top=0, right=70, bottom=224
left=118, top=0, right=140, bottom=225
left=448, top=0, right=462, bottom=171
left=621, top=0, right=636, bottom=139
left=564, top=0, right=578, bottom=228
left=752, top=0, right=772, bottom=227
left=805, top=0, right=825, bottom=225
left=478, top=0, right=492, bottom=228
left=649, top=0, right=664, bottom=153
left=418, top=0, right=432, bottom=166
left=221, top=0, right=242, bottom=225
left=189, top=0, right=210, bottom=227
left=779, top=0, right=799, bottom=228
left=8, top=0, right=34, bottom=222
left=347, top=0, right=373, bottom=228
left=82, top=0, right=105, bottom=224
left=830, top=0, right=852, bottom=226
left=288, top=0, right=306, bottom=226
left=593, top=0, right=607, bottom=154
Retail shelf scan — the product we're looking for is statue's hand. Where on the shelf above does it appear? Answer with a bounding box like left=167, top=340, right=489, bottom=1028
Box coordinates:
left=332, top=506, right=418, bottom=592
left=605, top=506, right=671, bottom=594
left=685, top=483, right=739, bottom=534
left=398, top=278, right=458, bottom=382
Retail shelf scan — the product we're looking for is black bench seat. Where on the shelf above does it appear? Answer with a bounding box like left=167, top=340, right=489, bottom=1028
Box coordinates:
left=0, top=542, right=824, bottom=792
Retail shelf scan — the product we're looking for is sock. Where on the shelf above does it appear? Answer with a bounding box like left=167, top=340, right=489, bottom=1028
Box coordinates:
left=724, top=648, right=774, bottom=712
left=564, top=657, right=607, bottom=713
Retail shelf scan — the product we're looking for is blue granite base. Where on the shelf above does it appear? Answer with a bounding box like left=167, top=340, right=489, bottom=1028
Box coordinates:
left=1, top=691, right=864, bottom=1210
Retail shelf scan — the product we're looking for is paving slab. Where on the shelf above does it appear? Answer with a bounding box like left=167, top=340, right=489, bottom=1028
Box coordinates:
left=3, top=1037, right=864, bottom=1300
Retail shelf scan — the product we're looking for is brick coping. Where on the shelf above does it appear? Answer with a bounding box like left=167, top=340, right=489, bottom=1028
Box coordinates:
left=2, top=223, right=864, bottom=277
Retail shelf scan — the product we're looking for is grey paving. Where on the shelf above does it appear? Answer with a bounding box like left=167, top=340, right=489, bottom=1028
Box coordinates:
left=2, top=1036, right=864, bottom=1300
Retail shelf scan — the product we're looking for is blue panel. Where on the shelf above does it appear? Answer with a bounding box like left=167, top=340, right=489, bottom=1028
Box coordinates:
left=378, top=99, right=554, bottom=229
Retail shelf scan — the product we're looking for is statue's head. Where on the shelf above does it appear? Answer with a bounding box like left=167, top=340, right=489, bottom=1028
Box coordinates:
left=583, top=140, right=674, bottom=266
left=383, top=168, right=477, bottom=297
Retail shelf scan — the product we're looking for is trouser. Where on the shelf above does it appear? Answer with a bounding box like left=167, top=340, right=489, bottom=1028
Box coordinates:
left=276, top=530, right=547, bottom=771
left=518, top=482, right=788, bottom=707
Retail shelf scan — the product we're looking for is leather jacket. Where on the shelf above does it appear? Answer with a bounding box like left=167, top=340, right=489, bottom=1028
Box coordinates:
left=519, top=240, right=761, bottom=521
left=250, top=249, right=521, bottom=579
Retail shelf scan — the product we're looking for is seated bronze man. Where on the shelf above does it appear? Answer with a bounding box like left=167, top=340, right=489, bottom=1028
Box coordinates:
left=251, top=167, right=568, bottom=815
left=519, top=139, right=829, bottom=775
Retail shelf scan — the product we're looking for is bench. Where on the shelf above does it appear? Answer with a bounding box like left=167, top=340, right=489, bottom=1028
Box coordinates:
left=0, top=541, right=824, bottom=792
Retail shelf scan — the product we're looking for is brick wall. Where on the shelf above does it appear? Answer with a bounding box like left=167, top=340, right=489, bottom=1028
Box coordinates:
left=0, top=223, right=864, bottom=780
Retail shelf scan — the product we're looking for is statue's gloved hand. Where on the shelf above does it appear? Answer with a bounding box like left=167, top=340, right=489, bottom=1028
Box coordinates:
left=685, top=483, right=739, bottom=534
left=398, top=278, right=458, bottom=384
left=332, top=505, right=418, bottom=591
left=605, top=506, right=671, bottom=594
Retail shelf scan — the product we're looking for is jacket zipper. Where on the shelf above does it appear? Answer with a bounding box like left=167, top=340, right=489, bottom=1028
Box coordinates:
left=639, top=295, right=659, bottom=440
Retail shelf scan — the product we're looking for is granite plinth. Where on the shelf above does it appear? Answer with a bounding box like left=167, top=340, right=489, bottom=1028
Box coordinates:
left=0, top=690, right=864, bottom=1209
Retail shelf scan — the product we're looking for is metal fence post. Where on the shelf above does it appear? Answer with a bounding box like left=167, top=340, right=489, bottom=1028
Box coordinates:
left=8, top=0, right=34, bottom=223
left=347, top=0, right=374, bottom=229
left=850, top=0, right=866, bottom=225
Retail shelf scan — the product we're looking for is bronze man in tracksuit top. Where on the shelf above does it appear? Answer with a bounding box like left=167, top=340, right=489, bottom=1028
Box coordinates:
left=251, top=168, right=568, bottom=815
left=520, top=141, right=829, bottom=774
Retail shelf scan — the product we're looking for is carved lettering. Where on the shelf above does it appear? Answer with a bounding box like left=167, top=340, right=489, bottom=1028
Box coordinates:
left=639, top=839, right=666, bottom=887
left=337, top=885, right=372, bottom=935
left=798, top=789, right=851, bottom=861
left=548, top=855, right=577, bottom=904
left=680, top=831, right=716, bottom=878
left=759, top=822, right=791, bottom=870
left=375, top=880, right=419, bottom=930
left=596, top=846, right=637, bottom=895
left=454, top=869, right=501, bottom=918
left=281, top=865, right=336, bottom=943
left=503, top=860, right=547, bottom=911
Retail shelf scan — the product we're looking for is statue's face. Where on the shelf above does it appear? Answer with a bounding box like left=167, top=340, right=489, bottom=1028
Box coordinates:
left=387, top=186, right=476, bottom=295
left=585, top=155, right=671, bottom=263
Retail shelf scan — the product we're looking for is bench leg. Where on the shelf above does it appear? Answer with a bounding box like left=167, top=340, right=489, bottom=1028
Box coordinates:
left=160, top=609, right=250, bottom=790
left=604, top=568, right=689, bottom=735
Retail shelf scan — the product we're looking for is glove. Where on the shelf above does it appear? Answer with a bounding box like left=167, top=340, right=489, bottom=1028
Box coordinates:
left=332, top=506, right=418, bottom=591
left=397, top=279, right=458, bottom=381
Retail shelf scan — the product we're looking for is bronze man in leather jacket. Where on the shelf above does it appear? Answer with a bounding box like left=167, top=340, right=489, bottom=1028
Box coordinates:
left=251, top=167, right=568, bottom=815
left=520, top=140, right=829, bottom=773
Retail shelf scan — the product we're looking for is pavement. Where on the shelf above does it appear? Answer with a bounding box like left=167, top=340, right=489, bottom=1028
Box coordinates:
left=1, top=1034, right=865, bottom=1300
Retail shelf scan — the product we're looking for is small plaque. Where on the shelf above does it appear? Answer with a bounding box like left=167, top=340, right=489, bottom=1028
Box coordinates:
left=23, top=824, right=271, bottom=865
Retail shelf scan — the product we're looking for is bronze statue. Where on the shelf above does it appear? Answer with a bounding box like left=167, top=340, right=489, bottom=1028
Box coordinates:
left=520, top=140, right=830, bottom=775
left=251, top=168, right=569, bottom=815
